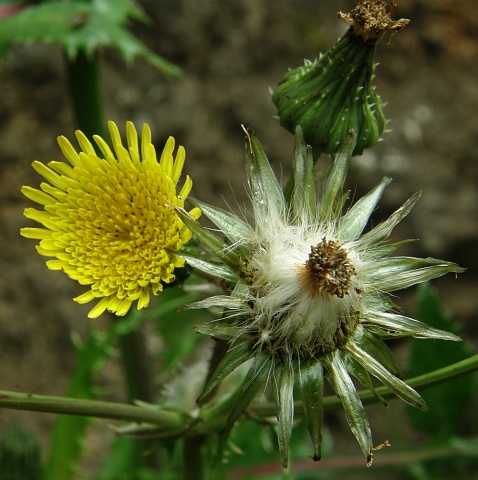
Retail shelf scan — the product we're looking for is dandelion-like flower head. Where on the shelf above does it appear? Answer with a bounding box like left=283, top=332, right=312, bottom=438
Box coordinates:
left=180, top=126, right=463, bottom=467
left=21, top=121, right=200, bottom=318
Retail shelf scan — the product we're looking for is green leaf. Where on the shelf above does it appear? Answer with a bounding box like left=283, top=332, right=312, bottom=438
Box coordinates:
left=175, top=207, right=240, bottom=269
left=369, top=258, right=464, bottom=292
left=340, top=349, right=388, bottom=407
left=358, top=191, right=421, bottom=247
left=44, top=312, right=151, bottom=480
left=179, top=252, right=239, bottom=285
left=354, top=328, right=400, bottom=376
left=153, top=285, right=212, bottom=374
left=344, top=340, right=427, bottom=410
left=187, top=198, right=253, bottom=250
left=97, top=437, right=149, bottom=480
left=0, top=428, right=42, bottom=480
left=406, top=283, right=473, bottom=439
left=322, top=351, right=372, bottom=462
left=44, top=327, right=113, bottom=479
left=0, top=0, right=180, bottom=76
left=363, top=309, right=461, bottom=341
left=194, top=323, right=242, bottom=341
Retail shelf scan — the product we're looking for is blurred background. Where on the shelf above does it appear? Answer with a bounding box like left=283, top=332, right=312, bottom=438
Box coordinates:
left=0, top=0, right=477, bottom=477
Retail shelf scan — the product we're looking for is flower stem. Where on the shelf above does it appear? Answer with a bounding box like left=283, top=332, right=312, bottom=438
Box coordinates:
left=184, top=436, right=206, bottom=480
left=0, top=355, right=476, bottom=431
left=0, top=390, right=186, bottom=430
left=118, top=326, right=157, bottom=404
left=65, top=50, right=105, bottom=138
left=250, top=353, right=478, bottom=417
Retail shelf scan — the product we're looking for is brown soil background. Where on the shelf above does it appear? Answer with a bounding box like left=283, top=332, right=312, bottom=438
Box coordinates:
left=0, top=0, right=477, bottom=477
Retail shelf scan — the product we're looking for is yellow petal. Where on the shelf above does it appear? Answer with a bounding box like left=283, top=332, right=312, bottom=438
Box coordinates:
left=179, top=175, right=193, bottom=199
left=21, top=186, right=56, bottom=206
left=57, top=136, right=80, bottom=166
left=75, top=130, right=97, bottom=156
left=171, top=145, right=186, bottom=185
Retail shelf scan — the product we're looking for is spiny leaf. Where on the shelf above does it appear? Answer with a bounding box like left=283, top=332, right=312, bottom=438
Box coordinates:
left=0, top=0, right=180, bottom=76
left=406, top=284, right=473, bottom=439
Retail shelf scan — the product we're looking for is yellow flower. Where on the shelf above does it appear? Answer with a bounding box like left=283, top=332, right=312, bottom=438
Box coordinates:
left=21, top=121, right=200, bottom=318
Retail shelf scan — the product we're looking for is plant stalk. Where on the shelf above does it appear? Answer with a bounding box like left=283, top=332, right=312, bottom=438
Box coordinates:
left=250, top=353, right=478, bottom=417
left=65, top=49, right=105, bottom=139
left=1, top=355, right=476, bottom=431
left=184, top=436, right=206, bottom=480
left=0, top=390, right=185, bottom=429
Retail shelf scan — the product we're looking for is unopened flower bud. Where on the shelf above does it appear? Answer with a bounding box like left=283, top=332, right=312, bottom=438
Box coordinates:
left=272, top=0, right=409, bottom=156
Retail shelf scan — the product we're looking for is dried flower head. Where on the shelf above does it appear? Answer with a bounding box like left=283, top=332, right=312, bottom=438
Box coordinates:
left=21, top=121, right=200, bottom=318
left=338, top=0, right=409, bottom=45
left=179, top=126, right=463, bottom=467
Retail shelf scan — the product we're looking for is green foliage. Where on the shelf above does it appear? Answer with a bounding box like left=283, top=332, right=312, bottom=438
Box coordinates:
left=97, top=437, right=155, bottom=480
left=0, top=0, right=181, bottom=76
left=0, top=427, right=42, bottom=480
left=44, top=313, right=149, bottom=480
left=406, top=283, right=473, bottom=439
left=153, top=282, right=212, bottom=374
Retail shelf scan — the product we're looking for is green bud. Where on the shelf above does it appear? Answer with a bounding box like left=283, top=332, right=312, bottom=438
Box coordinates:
left=272, top=0, right=409, bottom=156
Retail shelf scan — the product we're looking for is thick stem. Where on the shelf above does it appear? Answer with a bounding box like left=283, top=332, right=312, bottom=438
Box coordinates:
left=183, top=436, right=206, bottom=480
left=65, top=50, right=105, bottom=139
left=0, top=391, right=185, bottom=429
left=118, top=327, right=157, bottom=404
left=117, top=324, right=162, bottom=468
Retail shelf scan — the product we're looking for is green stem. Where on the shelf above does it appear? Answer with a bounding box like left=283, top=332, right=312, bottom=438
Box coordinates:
left=117, top=324, right=162, bottom=470
left=1, top=355, right=476, bottom=433
left=66, top=49, right=105, bottom=138
left=0, top=355, right=478, bottom=435
left=0, top=391, right=185, bottom=430
left=118, top=326, right=157, bottom=404
left=251, top=353, right=478, bottom=417
left=184, top=436, right=206, bottom=480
